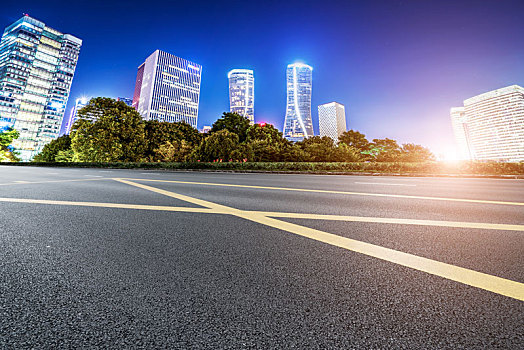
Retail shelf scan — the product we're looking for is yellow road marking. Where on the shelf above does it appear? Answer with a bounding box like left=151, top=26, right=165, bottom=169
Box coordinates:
left=0, top=197, right=214, bottom=213
left=255, top=212, right=524, bottom=232
left=1, top=195, right=522, bottom=233
left=0, top=178, right=110, bottom=186
left=117, top=179, right=524, bottom=301
left=120, top=177, right=524, bottom=206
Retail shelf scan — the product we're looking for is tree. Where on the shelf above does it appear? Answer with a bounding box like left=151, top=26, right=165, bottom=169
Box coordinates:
left=155, top=140, right=193, bottom=162
left=297, top=136, right=338, bottom=162
left=246, top=123, right=286, bottom=143
left=210, top=112, right=251, bottom=142
left=0, top=127, right=20, bottom=162
left=332, top=143, right=363, bottom=162
left=398, top=143, right=435, bottom=162
left=197, top=129, right=239, bottom=161
left=144, top=120, right=201, bottom=161
left=33, top=135, right=72, bottom=162
left=369, top=138, right=401, bottom=162
left=338, top=130, right=371, bottom=150
left=71, top=97, right=146, bottom=162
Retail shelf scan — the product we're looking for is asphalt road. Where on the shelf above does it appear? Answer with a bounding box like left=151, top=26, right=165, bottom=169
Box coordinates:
left=1, top=166, right=523, bottom=349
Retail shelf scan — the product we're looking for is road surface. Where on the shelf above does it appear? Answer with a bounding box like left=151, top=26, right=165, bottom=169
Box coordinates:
left=1, top=166, right=523, bottom=348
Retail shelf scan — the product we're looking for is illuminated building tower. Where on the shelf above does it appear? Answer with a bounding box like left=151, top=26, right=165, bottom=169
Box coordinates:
left=450, top=107, right=472, bottom=160
left=0, top=15, right=82, bottom=160
left=318, top=102, right=346, bottom=143
left=132, top=50, right=202, bottom=128
left=283, top=63, right=313, bottom=141
left=451, top=85, right=524, bottom=162
left=65, top=97, right=89, bottom=134
left=228, top=69, right=254, bottom=123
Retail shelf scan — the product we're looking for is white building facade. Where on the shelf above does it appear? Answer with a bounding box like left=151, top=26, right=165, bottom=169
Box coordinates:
left=283, top=63, right=313, bottom=141
left=132, top=50, right=202, bottom=128
left=318, top=102, right=346, bottom=143
left=450, top=85, right=524, bottom=162
left=228, top=69, right=254, bottom=123
left=0, top=15, right=82, bottom=160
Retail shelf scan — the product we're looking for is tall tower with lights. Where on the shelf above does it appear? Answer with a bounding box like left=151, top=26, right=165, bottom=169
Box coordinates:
left=283, top=63, right=313, bottom=141
left=0, top=15, right=82, bottom=160
left=228, top=69, right=254, bottom=124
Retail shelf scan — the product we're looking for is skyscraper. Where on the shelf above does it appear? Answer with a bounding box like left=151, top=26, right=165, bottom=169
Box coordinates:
left=450, top=107, right=471, bottom=160
left=283, top=63, right=313, bottom=141
left=0, top=15, right=82, bottom=160
left=318, top=102, right=347, bottom=143
left=132, top=50, right=202, bottom=128
left=450, top=85, right=524, bottom=162
left=65, top=97, right=89, bottom=134
left=228, top=69, right=254, bottom=123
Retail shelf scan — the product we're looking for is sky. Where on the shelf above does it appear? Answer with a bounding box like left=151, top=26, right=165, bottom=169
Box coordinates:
left=2, top=0, right=523, bottom=157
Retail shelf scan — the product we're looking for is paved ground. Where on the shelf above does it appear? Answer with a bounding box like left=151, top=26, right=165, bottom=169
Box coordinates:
left=1, top=165, right=523, bottom=349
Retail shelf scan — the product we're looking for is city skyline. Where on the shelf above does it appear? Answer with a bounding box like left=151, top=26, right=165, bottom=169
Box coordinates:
left=2, top=0, right=523, bottom=157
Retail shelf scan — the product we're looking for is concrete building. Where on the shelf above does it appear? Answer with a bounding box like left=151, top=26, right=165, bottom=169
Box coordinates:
left=283, top=63, right=313, bottom=141
left=132, top=50, right=202, bottom=128
left=0, top=15, right=82, bottom=160
left=228, top=69, right=254, bottom=123
left=451, top=85, right=524, bottom=162
left=318, top=102, right=346, bottom=143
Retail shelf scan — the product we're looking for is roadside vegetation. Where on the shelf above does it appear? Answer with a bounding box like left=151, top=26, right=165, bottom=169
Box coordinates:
left=1, top=97, right=523, bottom=175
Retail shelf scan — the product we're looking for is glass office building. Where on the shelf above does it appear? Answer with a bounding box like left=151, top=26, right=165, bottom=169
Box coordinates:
left=450, top=85, right=524, bottom=162
left=318, top=102, right=347, bottom=143
left=132, top=50, right=202, bottom=128
left=228, top=69, right=254, bottom=124
left=283, top=63, right=313, bottom=141
left=0, top=15, right=82, bottom=160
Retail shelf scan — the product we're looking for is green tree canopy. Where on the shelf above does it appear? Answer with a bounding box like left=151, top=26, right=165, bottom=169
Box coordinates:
left=144, top=120, right=201, bottom=161
left=368, top=138, right=401, bottom=162
left=297, top=136, right=338, bottom=162
left=398, top=143, right=435, bottom=162
left=0, top=127, right=20, bottom=162
left=210, top=112, right=251, bottom=142
left=338, top=130, right=371, bottom=150
left=71, top=97, right=146, bottom=162
left=246, top=123, right=286, bottom=143
left=197, top=129, right=240, bottom=161
left=33, top=135, right=71, bottom=162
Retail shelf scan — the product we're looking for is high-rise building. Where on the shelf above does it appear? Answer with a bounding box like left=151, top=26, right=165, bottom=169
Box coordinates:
left=132, top=50, right=202, bottom=128
left=450, top=107, right=472, bottom=160
left=318, top=102, right=347, bottom=143
left=450, top=85, right=524, bottom=162
left=117, top=97, right=133, bottom=106
left=65, top=97, right=89, bottom=134
left=0, top=15, right=82, bottom=160
left=283, top=63, right=313, bottom=141
left=228, top=69, right=254, bottom=124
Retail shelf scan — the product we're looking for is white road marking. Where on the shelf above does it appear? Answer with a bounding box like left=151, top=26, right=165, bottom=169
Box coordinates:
left=355, top=182, right=417, bottom=187
left=14, top=180, right=30, bottom=183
